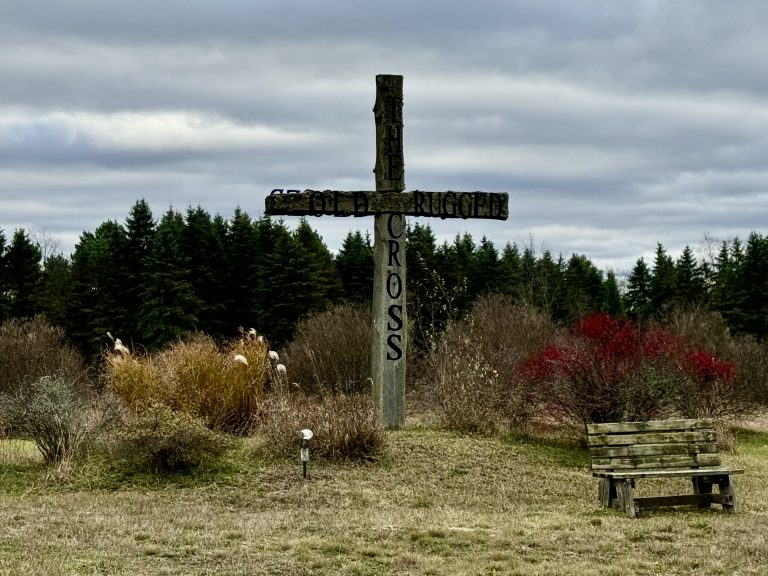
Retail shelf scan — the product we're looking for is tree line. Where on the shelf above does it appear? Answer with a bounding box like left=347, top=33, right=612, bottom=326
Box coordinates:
left=0, top=200, right=766, bottom=358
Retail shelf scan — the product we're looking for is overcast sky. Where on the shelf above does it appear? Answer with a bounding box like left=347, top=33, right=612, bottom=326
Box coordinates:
left=1, top=1, right=767, bottom=273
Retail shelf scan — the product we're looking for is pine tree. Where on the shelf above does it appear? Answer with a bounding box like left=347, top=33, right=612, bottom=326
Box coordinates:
left=406, top=223, right=444, bottom=351
left=335, top=230, right=374, bottom=303
left=436, top=233, right=476, bottom=317
left=518, top=244, right=538, bottom=304
left=123, top=200, right=156, bottom=340
left=293, top=218, right=344, bottom=308
left=66, top=222, right=130, bottom=357
left=498, top=242, right=523, bottom=297
left=534, top=250, right=565, bottom=320
left=732, top=232, right=768, bottom=339
left=37, top=253, right=72, bottom=329
left=711, top=240, right=739, bottom=327
left=471, top=236, right=502, bottom=296
left=182, top=206, right=228, bottom=339
left=563, top=253, right=603, bottom=321
left=138, top=208, right=201, bottom=348
left=601, top=270, right=624, bottom=316
left=254, top=220, right=317, bottom=344
left=0, top=229, right=8, bottom=323
left=675, top=246, right=706, bottom=306
left=221, top=208, right=259, bottom=331
left=625, top=257, right=653, bottom=321
left=5, top=229, right=42, bottom=318
left=650, top=243, right=677, bottom=314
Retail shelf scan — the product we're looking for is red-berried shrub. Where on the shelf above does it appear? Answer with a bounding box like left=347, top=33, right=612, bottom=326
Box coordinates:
left=518, top=312, right=748, bottom=430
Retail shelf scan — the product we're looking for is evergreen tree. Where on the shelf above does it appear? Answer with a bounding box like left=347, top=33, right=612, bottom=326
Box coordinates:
left=406, top=223, right=444, bottom=351
left=221, top=208, right=259, bottom=331
left=182, top=206, right=228, bottom=339
left=471, top=236, right=502, bottom=296
left=498, top=242, right=523, bottom=297
left=66, top=222, right=130, bottom=357
left=123, top=200, right=156, bottom=339
left=675, top=246, right=706, bottom=306
left=138, top=208, right=201, bottom=348
left=563, top=253, right=603, bottom=321
left=0, top=229, right=8, bottom=323
left=625, top=257, right=653, bottom=321
left=254, top=219, right=317, bottom=344
left=650, top=243, right=677, bottom=314
left=534, top=250, right=565, bottom=320
left=37, top=253, right=72, bottom=329
left=5, top=229, right=42, bottom=318
left=732, top=232, right=768, bottom=339
left=293, top=218, right=344, bottom=308
left=601, top=270, right=624, bottom=316
left=436, top=232, right=476, bottom=317
left=335, top=230, right=373, bottom=303
left=711, top=240, right=739, bottom=327
left=515, top=244, right=536, bottom=304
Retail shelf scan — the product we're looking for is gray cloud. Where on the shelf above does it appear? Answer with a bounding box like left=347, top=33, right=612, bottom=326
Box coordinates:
left=1, top=0, right=766, bottom=274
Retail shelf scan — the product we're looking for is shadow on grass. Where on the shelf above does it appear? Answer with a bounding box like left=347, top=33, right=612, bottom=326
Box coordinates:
left=733, top=427, right=768, bottom=457
left=503, top=431, right=590, bottom=468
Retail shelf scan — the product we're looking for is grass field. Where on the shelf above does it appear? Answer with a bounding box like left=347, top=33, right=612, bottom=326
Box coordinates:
left=0, top=422, right=767, bottom=575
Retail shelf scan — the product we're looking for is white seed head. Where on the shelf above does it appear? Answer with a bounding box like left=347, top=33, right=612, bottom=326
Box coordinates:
left=233, top=354, right=249, bottom=365
left=268, top=350, right=280, bottom=363
left=114, top=339, right=130, bottom=355
left=276, top=363, right=287, bottom=374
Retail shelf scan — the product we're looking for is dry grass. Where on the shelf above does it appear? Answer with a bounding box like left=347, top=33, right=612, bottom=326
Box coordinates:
left=104, top=333, right=270, bottom=433
left=1, top=417, right=767, bottom=575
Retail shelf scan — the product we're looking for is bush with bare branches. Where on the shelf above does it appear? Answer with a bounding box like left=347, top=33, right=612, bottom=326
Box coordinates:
left=426, top=295, right=556, bottom=433
left=255, top=393, right=385, bottom=462
left=279, top=303, right=372, bottom=396
left=0, top=316, right=89, bottom=396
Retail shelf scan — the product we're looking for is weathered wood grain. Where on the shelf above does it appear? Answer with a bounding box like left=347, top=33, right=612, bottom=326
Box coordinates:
left=593, top=468, right=744, bottom=479
left=587, top=419, right=714, bottom=434
left=589, top=442, right=718, bottom=458
left=590, top=453, right=722, bottom=470
left=587, top=430, right=717, bottom=447
left=265, top=190, right=509, bottom=220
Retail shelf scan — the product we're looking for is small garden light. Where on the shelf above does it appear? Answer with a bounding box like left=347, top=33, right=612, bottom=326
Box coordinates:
left=300, top=428, right=313, bottom=479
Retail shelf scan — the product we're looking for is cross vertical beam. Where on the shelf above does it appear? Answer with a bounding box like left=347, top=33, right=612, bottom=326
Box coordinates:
left=371, top=74, right=406, bottom=428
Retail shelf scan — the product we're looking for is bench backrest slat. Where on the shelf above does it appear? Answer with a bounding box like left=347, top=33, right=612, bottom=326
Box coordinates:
left=587, top=419, right=722, bottom=471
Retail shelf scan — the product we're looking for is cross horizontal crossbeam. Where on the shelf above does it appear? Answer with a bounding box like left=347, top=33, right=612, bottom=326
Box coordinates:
left=266, top=189, right=509, bottom=220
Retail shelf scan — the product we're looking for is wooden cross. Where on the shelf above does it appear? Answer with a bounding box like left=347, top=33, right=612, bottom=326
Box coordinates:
left=265, top=75, right=509, bottom=428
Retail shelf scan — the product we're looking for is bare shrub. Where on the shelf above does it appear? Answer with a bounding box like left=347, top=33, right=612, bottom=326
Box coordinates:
left=427, top=295, right=556, bottom=434
left=280, top=303, right=372, bottom=396
left=256, top=393, right=385, bottom=462
left=0, top=375, right=113, bottom=464
left=105, top=404, right=232, bottom=474
left=104, top=332, right=270, bottom=433
left=662, top=307, right=768, bottom=419
left=0, top=316, right=89, bottom=396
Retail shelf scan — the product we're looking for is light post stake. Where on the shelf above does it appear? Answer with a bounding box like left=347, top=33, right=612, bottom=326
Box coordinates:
left=300, top=429, right=313, bottom=479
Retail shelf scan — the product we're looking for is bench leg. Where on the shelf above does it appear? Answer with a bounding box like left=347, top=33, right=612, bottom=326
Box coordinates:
left=716, top=476, right=737, bottom=513
left=692, top=476, right=714, bottom=508
left=598, top=477, right=618, bottom=509
left=617, top=479, right=638, bottom=518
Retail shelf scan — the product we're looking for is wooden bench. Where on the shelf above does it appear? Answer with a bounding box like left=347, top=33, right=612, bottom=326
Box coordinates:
left=587, top=419, right=744, bottom=518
